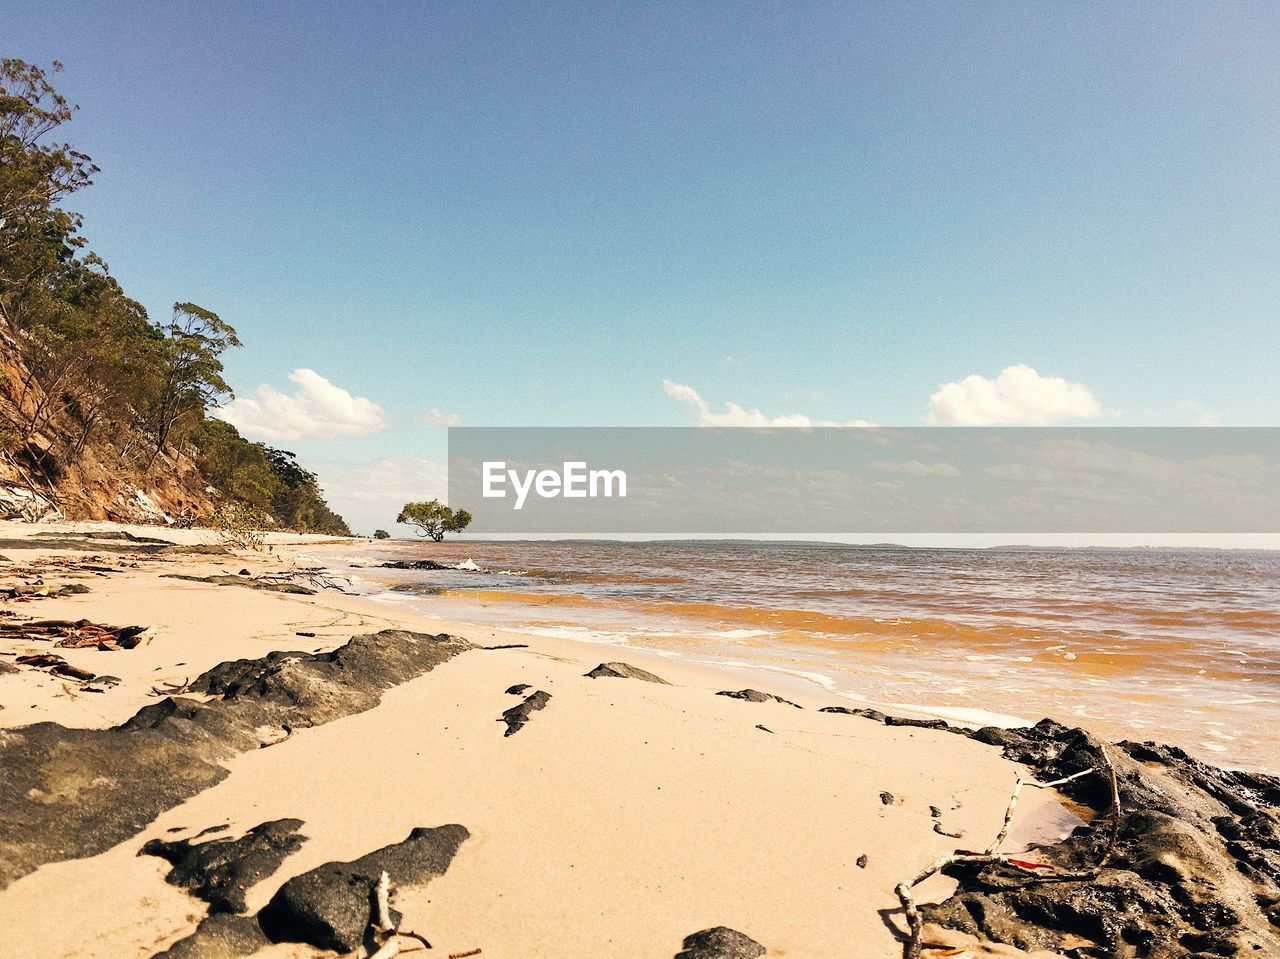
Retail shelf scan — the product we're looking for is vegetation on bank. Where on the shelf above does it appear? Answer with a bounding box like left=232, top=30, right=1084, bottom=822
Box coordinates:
left=0, top=59, right=348, bottom=533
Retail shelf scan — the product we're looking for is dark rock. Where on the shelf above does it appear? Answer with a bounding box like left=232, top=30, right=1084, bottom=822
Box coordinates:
left=3, top=533, right=173, bottom=553
left=505, top=683, right=531, bottom=695
left=716, top=688, right=801, bottom=708
left=856, top=854, right=868, bottom=868
left=0, top=659, right=17, bottom=675
left=140, top=818, right=307, bottom=914
left=152, top=912, right=269, bottom=958
left=258, top=824, right=469, bottom=951
left=91, top=674, right=121, bottom=686
left=78, top=530, right=174, bottom=545
left=884, top=715, right=949, bottom=730
left=585, top=661, right=671, bottom=684
left=819, top=705, right=889, bottom=722
left=500, top=689, right=551, bottom=736
left=57, top=582, right=91, bottom=595
left=922, top=722, right=1280, bottom=957
left=160, top=573, right=315, bottom=595
left=379, top=560, right=451, bottom=570
left=880, top=791, right=895, bottom=805
left=0, top=630, right=472, bottom=889
left=674, top=926, right=766, bottom=958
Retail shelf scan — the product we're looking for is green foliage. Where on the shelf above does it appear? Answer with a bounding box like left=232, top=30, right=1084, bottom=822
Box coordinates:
left=0, top=59, right=97, bottom=331
left=373, top=529, right=390, bottom=539
left=0, top=59, right=349, bottom=535
left=396, top=500, right=473, bottom=541
left=208, top=502, right=268, bottom=551
left=193, top=420, right=351, bottom=535
left=144, top=302, right=242, bottom=459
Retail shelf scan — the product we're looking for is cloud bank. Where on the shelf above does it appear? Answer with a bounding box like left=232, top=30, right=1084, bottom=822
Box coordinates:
left=214, top=369, right=387, bottom=441
left=925, top=364, right=1104, bottom=425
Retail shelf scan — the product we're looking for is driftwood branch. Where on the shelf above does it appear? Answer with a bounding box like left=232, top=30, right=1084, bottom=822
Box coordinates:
left=363, top=869, right=434, bottom=958
left=894, top=744, right=1121, bottom=959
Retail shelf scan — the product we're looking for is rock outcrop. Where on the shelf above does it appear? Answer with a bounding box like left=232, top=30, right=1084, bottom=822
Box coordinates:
left=674, top=926, right=767, bottom=958
left=716, top=688, right=802, bottom=708
left=141, top=819, right=308, bottom=914
left=258, top=825, right=470, bottom=951
left=586, top=661, right=671, bottom=684
left=0, top=629, right=472, bottom=888
left=922, top=720, right=1280, bottom=957
left=155, top=825, right=470, bottom=958
left=500, top=689, right=552, bottom=736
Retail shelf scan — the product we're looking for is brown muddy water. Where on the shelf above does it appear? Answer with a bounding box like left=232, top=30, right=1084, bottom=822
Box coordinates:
left=310, top=540, right=1280, bottom=772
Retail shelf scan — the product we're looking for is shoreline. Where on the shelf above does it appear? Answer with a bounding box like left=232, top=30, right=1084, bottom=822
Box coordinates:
left=311, top=539, right=1279, bottom=775
left=0, top=521, right=1276, bottom=958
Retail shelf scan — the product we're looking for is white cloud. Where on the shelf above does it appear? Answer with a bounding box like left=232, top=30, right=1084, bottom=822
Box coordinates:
left=215, top=369, right=387, bottom=441
left=421, top=408, right=462, bottom=428
left=869, top=459, right=961, bottom=477
left=925, top=364, right=1104, bottom=426
left=663, top=380, right=874, bottom=427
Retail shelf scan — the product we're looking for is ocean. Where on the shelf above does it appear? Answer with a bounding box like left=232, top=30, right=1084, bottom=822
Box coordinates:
left=314, top=540, right=1280, bottom=772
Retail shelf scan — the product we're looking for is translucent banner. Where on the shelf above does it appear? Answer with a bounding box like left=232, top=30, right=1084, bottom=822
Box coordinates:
left=447, top=427, right=1280, bottom=534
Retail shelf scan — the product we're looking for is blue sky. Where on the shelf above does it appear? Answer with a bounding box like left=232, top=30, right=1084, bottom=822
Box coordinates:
left=6, top=2, right=1279, bottom=532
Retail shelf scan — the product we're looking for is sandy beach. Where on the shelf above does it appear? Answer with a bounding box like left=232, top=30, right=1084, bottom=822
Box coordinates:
left=0, top=523, right=1276, bottom=959
left=0, top=522, right=1082, bottom=959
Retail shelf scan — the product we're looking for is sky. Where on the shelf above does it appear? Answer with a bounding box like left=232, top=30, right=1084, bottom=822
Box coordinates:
left=5, top=1, right=1280, bottom=534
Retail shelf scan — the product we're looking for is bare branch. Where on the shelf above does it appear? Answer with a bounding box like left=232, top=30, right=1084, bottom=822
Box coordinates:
left=894, top=745, right=1120, bottom=959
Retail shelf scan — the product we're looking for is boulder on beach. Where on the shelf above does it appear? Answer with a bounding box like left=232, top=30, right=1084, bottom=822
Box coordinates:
left=716, top=688, right=801, bottom=709
left=585, top=661, right=670, bottom=684
left=258, top=824, right=470, bottom=951
left=675, top=926, right=766, bottom=958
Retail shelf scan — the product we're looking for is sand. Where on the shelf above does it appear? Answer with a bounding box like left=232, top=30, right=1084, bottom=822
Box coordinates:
left=0, top=521, right=1078, bottom=959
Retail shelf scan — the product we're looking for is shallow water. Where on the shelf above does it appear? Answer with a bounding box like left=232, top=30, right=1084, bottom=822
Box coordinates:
left=316, top=540, right=1280, bottom=772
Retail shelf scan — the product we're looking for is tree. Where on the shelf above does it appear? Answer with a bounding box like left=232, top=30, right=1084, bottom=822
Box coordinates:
left=0, top=59, right=97, bottom=331
left=396, top=500, right=473, bottom=541
left=145, top=302, right=241, bottom=462
left=373, top=529, right=390, bottom=539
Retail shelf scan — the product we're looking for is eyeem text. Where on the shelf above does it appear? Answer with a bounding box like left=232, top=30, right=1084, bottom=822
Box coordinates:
left=482, top=461, right=627, bottom=510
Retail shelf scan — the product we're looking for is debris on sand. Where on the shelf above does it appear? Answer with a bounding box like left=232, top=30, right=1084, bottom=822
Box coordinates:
left=0, top=618, right=149, bottom=649
left=15, top=652, right=96, bottom=681
left=1, top=581, right=91, bottom=601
